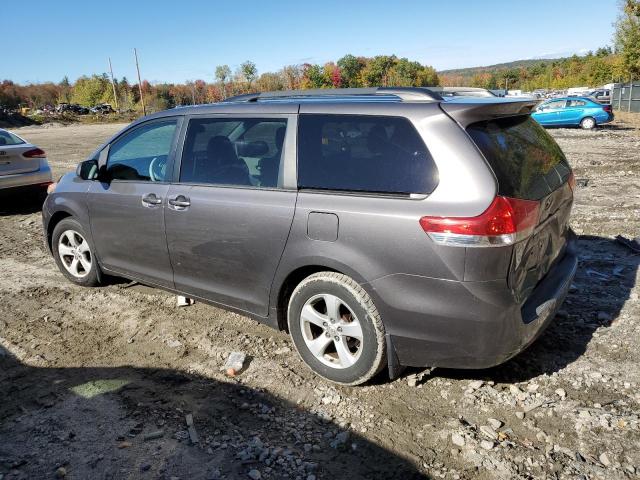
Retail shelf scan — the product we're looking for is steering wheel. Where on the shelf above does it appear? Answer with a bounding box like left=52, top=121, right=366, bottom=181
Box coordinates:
left=149, top=155, right=167, bottom=181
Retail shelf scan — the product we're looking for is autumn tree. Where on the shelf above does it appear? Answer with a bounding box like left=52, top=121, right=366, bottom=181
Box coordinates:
left=215, top=64, right=231, bottom=98
left=240, top=61, right=258, bottom=90
left=615, top=0, right=640, bottom=76
left=337, top=54, right=365, bottom=87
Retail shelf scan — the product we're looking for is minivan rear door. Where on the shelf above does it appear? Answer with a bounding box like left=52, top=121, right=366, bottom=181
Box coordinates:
left=465, top=114, right=574, bottom=304
left=164, top=113, right=298, bottom=316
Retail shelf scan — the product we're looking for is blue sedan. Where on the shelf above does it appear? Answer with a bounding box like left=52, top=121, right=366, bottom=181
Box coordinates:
left=531, top=97, right=613, bottom=129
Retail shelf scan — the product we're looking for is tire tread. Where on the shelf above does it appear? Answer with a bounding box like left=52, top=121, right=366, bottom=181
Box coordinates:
left=288, top=271, right=386, bottom=386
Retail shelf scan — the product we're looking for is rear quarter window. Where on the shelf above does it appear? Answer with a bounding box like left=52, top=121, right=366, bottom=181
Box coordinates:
left=467, top=115, right=571, bottom=200
left=297, top=114, right=438, bottom=195
left=0, top=130, right=25, bottom=146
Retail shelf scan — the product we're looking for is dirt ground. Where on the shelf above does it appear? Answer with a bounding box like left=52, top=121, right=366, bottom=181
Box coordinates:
left=1, top=118, right=639, bottom=480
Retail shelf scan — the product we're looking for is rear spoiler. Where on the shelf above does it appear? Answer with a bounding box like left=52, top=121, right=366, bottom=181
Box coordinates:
left=439, top=99, right=540, bottom=127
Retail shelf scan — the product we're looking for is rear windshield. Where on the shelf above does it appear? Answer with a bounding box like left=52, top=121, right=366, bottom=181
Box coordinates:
left=0, top=130, right=25, bottom=146
left=298, top=114, right=438, bottom=195
left=467, top=115, right=571, bottom=200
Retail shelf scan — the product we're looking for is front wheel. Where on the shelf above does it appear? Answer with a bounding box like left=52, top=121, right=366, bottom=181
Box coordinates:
left=287, top=272, right=386, bottom=385
left=52, top=218, right=102, bottom=287
left=580, top=116, right=596, bottom=130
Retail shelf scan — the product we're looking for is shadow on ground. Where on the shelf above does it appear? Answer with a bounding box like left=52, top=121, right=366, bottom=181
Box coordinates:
left=0, top=347, right=427, bottom=480
left=432, top=235, right=639, bottom=384
left=0, top=189, right=46, bottom=216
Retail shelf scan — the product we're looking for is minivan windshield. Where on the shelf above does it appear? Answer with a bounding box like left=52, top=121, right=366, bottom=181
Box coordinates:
left=467, top=115, right=571, bottom=200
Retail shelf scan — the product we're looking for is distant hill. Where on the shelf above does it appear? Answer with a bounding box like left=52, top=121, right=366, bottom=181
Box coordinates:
left=438, top=57, right=566, bottom=76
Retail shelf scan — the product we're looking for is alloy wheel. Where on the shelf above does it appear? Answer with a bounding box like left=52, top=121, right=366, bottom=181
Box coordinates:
left=58, top=229, right=92, bottom=278
left=299, top=293, right=364, bottom=369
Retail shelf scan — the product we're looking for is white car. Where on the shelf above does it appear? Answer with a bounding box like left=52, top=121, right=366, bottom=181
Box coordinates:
left=0, top=128, right=52, bottom=194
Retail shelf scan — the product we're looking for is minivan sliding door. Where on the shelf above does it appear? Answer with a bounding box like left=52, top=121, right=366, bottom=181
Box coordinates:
left=164, top=114, right=297, bottom=316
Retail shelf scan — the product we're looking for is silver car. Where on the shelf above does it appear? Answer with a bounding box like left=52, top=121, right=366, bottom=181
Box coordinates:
left=42, top=87, right=578, bottom=385
left=0, top=128, right=53, bottom=194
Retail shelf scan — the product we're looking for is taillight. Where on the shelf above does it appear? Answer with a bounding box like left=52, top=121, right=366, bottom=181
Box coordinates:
left=23, top=148, right=46, bottom=158
left=420, top=196, right=540, bottom=247
left=603, top=104, right=612, bottom=113
left=567, top=172, right=576, bottom=192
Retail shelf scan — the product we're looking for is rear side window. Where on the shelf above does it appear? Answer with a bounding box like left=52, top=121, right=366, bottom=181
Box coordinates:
left=297, top=114, right=437, bottom=195
left=467, top=115, right=571, bottom=200
left=567, top=99, right=587, bottom=107
left=0, top=130, right=25, bottom=146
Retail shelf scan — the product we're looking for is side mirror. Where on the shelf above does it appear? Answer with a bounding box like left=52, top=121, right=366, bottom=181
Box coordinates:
left=76, top=159, right=99, bottom=180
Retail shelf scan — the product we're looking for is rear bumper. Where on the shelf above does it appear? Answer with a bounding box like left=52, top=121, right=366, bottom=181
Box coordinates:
left=370, top=233, right=578, bottom=369
left=0, top=161, right=52, bottom=190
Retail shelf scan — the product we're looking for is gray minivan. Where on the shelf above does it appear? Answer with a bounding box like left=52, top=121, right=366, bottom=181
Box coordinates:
left=42, top=88, right=578, bottom=385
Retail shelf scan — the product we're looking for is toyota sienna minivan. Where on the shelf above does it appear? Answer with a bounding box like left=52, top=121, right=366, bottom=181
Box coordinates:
left=43, top=87, right=578, bottom=385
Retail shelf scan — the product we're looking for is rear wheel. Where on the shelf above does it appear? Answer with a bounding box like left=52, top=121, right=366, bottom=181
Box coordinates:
left=287, top=272, right=386, bottom=385
left=52, top=218, right=101, bottom=287
left=580, top=116, right=596, bottom=130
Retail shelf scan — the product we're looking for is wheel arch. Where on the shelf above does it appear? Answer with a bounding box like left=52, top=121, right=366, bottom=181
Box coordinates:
left=272, top=259, right=372, bottom=333
left=580, top=115, right=596, bottom=127
left=46, top=210, right=73, bottom=252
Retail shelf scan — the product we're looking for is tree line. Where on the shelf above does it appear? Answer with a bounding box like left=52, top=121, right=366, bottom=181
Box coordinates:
left=0, top=55, right=439, bottom=113
left=440, top=47, right=625, bottom=91
left=2, top=0, right=638, bottom=113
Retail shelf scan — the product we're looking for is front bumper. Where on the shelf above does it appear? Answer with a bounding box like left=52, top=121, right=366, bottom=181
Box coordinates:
left=370, top=235, right=579, bottom=369
left=0, top=161, right=52, bottom=191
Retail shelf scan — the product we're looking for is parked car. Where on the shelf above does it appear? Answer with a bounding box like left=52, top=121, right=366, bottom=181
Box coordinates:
left=586, top=89, right=611, bottom=104
left=90, top=103, right=115, bottom=114
left=0, top=128, right=52, bottom=195
left=56, top=103, right=90, bottom=115
left=531, top=97, right=613, bottom=129
left=43, top=88, right=578, bottom=385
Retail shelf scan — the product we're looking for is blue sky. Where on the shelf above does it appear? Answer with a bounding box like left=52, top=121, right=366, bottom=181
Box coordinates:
left=7, top=0, right=619, bottom=84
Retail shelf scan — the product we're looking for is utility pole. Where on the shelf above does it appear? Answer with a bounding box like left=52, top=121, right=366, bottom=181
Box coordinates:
left=134, top=48, right=146, bottom=116
left=108, top=57, right=119, bottom=111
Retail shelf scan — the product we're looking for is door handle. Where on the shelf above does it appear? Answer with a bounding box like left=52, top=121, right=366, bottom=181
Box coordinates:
left=168, top=195, right=191, bottom=208
left=142, top=193, right=162, bottom=205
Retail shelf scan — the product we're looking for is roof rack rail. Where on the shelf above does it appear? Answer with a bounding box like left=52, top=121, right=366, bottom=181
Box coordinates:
left=223, top=87, right=443, bottom=103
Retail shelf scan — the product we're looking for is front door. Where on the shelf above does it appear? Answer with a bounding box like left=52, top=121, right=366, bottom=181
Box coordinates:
left=164, top=115, right=297, bottom=316
left=535, top=99, right=566, bottom=125
left=88, top=117, right=181, bottom=287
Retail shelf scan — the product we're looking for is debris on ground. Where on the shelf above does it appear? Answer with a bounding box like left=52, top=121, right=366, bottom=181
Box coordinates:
left=176, top=295, right=195, bottom=307
left=186, top=414, right=199, bottom=444
left=224, top=351, right=246, bottom=377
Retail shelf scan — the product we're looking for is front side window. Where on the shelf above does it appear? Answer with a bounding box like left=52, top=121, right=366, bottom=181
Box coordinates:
left=297, top=114, right=437, bottom=195
left=106, top=119, right=178, bottom=181
left=180, top=118, right=287, bottom=188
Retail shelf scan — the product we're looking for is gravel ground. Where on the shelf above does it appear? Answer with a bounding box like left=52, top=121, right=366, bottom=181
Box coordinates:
left=0, top=120, right=639, bottom=480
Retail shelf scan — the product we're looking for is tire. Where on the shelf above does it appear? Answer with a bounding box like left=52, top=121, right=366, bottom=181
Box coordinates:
left=52, top=217, right=101, bottom=287
left=287, top=272, right=386, bottom=385
left=580, top=117, right=596, bottom=130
